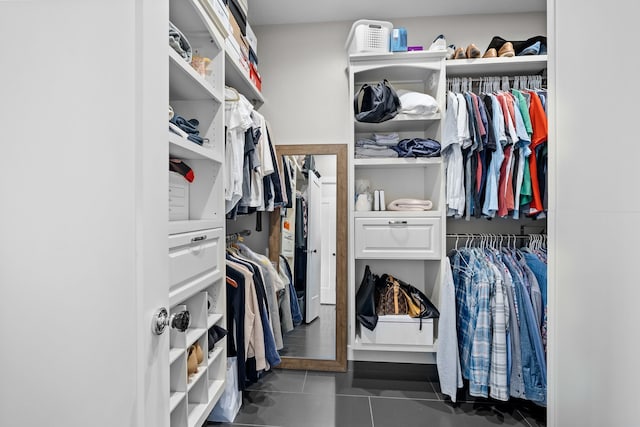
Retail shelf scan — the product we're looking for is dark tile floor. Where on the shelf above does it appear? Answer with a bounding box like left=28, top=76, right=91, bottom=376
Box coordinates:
left=207, top=361, right=546, bottom=427
left=279, top=304, right=335, bottom=360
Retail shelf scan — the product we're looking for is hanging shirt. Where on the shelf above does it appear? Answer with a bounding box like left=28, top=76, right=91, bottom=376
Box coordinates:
left=481, top=94, right=503, bottom=218
left=437, top=257, right=464, bottom=402
left=526, top=91, right=548, bottom=216
left=443, top=92, right=466, bottom=218
left=225, top=91, right=255, bottom=213
left=488, top=260, right=509, bottom=401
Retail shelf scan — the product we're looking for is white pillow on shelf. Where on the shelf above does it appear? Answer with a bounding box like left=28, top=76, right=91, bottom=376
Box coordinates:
left=397, top=89, right=439, bottom=115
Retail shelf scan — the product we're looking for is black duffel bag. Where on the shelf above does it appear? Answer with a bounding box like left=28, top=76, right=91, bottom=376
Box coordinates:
left=354, top=79, right=400, bottom=123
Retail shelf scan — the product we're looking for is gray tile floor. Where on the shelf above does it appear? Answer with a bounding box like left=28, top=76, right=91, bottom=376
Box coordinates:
left=208, top=361, right=546, bottom=427
left=279, top=304, right=335, bottom=360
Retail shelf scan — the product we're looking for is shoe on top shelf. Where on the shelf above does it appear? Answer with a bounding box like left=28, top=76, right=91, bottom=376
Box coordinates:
left=446, top=44, right=456, bottom=59
left=452, top=47, right=466, bottom=59
left=483, top=48, right=497, bottom=58
left=498, top=41, right=515, bottom=57
left=429, top=34, right=447, bottom=52
left=466, top=43, right=481, bottom=58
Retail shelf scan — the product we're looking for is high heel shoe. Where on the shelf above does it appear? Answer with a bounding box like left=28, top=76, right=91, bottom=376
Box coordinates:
left=466, top=43, right=481, bottom=58
left=195, top=342, right=204, bottom=364
left=483, top=48, right=497, bottom=58
left=498, top=42, right=515, bottom=57
left=452, top=47, right=466, bottom=59
left=187, top=345, right=198, bottom=377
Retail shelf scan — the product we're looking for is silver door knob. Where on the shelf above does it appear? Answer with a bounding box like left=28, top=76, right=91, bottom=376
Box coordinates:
left=152, top=307, right=190, bottom=335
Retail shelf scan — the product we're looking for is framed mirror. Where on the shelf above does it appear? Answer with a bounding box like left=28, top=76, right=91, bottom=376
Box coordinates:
left=269, top=144, right=347, bottom=372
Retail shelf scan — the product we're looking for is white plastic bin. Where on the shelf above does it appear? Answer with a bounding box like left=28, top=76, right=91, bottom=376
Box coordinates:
left=345, top=20, right=393, bottom=55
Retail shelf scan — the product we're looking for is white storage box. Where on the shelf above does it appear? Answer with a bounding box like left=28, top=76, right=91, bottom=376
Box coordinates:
left=360, top=315, right=433, bottom=346
left=169, top=171, right=189, bottom=221
left=245, top=22, right=257, bottom=54
left=345, top=20, right=393, bottom=55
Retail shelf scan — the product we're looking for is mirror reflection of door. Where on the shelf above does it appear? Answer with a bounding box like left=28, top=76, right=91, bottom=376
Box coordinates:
left=305, top=170, right=322, bottom=322
left=279, top=154, right=336, bottom=360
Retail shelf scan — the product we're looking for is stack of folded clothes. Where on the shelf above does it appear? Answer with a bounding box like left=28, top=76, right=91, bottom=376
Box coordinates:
left=355, top=133, right=400, bottom=158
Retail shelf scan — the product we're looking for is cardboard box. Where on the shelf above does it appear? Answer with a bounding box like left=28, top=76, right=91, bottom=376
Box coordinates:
left=227, top=0, right=246, bottom=36
left=227, top=6, right=250, bottom=59
left=226, top=37, right=249, bottom=77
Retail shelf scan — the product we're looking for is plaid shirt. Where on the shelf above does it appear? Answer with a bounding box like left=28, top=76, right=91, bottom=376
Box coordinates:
left=452, top=249, right=492, bottom=398
left=488, top=261, right=509, bottom=401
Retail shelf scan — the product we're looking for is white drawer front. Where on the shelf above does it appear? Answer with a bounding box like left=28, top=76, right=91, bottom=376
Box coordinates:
left=168, top=228, right=223, bottom=293
left=360, top=316, right=434, bottom=346
left=354, top=217, right=441, bottom=259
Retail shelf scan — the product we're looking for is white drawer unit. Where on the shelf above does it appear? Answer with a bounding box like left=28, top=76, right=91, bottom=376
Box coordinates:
left=169, top=227, right=224, bottom=304
left=354, top=217, right=441, bottom=259
left=360, top=315, right=434, bottom=346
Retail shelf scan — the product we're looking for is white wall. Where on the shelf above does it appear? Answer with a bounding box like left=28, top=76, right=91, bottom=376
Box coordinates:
left=255, top=12, right=546, bottom=145
left=549, top=1, right=640, bottom=426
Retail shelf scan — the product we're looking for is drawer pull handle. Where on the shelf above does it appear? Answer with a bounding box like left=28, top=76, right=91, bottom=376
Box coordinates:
left=388, top=220, right=408, bottom=225
left=191, top=235, right=207, bottom=242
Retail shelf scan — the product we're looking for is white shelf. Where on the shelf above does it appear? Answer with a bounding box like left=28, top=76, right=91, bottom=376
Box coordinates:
left=207, top=346, right=224, bottom=367
left=353, top=210, right=442, bottom=219
left=354, top=113, right=440, bottom=133
left=354, top=157, right=442, bottom=168
left=169, top=132, right=223, bottom=163
left=208, top=379, right=225, bottom=407
left=169, top=219, right=224, bottom=236
left=170, top=391, right=186, bottom=413
left=186, top=328, right=206, bottom=348
left=187, top=366, right=207, bottom=392
left=170, top=270, right=224, bottom=308
left=170, top=0, right=224, bottom=47
left=187, top=403, right=209, bottom=427
left=445, top=55, right=548, bottom=77
left=207, top=313, right=224, bottom=328
left=225, top=49, right=263, bottom=106
left=170, top=347, right=183, bottom=365
left=349, top=50, right=447, bottom=64
left=352, top=337, right=438, bottom=353
left=169, top=47, right=223, bottom=103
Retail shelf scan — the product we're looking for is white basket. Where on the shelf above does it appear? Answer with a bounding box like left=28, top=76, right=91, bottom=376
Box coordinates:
left=345, top=19, right=393, bottom=55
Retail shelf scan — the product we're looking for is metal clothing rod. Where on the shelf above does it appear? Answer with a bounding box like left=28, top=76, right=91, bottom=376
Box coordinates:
left=226, top=229, right=251, bottom=243
left=446, top=233, right=542, bottom=239
left=446, top=76, right=546, bottom=83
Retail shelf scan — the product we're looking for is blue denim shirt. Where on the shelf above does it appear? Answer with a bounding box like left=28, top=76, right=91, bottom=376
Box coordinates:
left=501, top=251, right=546, bottom=405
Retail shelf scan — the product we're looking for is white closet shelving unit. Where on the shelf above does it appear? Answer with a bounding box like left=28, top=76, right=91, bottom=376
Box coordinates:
left=348, top=51, right=447, bottom=362
left=165, top=0, right=261, bottom=425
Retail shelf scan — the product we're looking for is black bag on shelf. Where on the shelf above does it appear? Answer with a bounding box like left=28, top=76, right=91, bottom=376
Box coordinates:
left=354, top=79, right=400, bottom=123
left=485, top=35, right=547, bottom=56
left=355, top=265, right=379, bottom=331
left=396, top=278, right=440, bottom=320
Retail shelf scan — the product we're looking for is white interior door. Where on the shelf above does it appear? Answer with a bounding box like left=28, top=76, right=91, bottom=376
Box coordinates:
left=320, top=178, right=337, bottom=305
left=305, top=171, right=323, bottom=322
left=0, top=2, right=169, bottom=427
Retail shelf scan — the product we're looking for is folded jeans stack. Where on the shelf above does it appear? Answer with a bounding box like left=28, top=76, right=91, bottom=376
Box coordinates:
left=392, top=138, right=441, bottom=158
left=355, top=132, right=400, bottom=158
left=170, top=115, right=205, bottom=145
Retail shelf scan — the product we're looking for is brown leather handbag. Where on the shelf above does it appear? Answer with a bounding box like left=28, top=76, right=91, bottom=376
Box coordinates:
left=376, top=275, right=410, bottom=315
